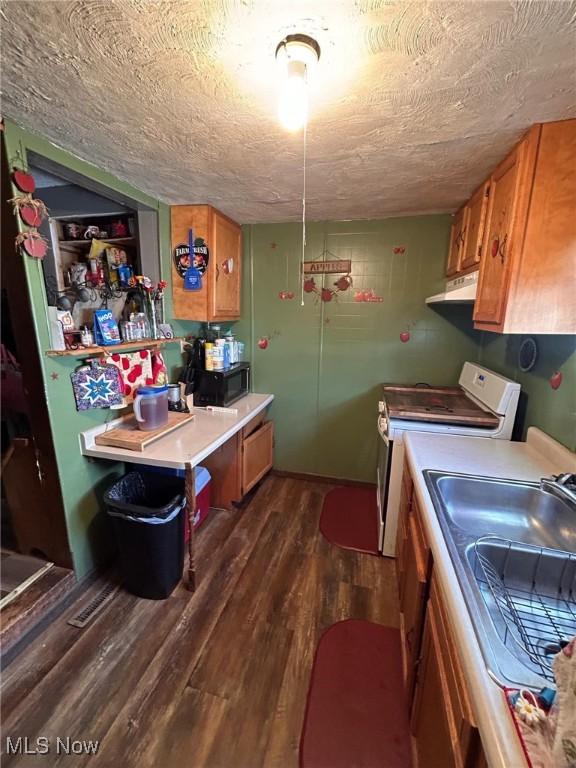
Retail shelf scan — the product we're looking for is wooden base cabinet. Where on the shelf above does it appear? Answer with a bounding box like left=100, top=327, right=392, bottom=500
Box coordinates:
left=171, top=204, right=241, bottom=322
left=411, top=576, right=482, bottom=768
left=397, top=461, right=486, bottom=768
left=202, top=414, right=274, bottom=509
left=399, top=499, right=430, bottom=699
left=242, top=420, right=274, bottom=495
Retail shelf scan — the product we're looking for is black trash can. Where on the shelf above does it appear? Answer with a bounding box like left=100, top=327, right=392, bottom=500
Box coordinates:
left=104, top=471, right=185, bottom=599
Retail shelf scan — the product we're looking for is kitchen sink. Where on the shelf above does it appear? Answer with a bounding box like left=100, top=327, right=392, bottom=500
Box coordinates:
left=431, top=473, right=576, bottom=551
left=425, top=471, right=576, bottom=689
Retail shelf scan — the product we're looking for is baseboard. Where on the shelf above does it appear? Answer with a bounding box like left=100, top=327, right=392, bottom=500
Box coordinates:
left=271, top=469, right=376, bottom=489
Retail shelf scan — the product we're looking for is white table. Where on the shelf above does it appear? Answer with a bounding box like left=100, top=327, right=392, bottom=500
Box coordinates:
left=80, top=393, right=274, bottom=590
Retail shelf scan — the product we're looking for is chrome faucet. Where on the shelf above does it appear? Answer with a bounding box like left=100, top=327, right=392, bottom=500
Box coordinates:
left=540, top=473, right=576, bottom=505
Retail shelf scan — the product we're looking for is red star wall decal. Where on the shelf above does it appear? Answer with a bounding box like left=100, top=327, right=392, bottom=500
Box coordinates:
left=51, top=372, right=59, bottom=380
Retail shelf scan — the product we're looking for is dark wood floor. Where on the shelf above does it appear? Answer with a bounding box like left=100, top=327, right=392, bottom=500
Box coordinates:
left=1, top=476, right=399, bottom=767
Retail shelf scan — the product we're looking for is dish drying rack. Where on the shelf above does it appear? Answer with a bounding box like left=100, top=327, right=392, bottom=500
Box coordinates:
left=474, top=536, right=576, bottom=683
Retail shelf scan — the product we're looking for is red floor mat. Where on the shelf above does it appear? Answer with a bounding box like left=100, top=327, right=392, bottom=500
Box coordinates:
left=319, top=486, right=379, bottom=555
left=300, top=620, right=412, bottom=768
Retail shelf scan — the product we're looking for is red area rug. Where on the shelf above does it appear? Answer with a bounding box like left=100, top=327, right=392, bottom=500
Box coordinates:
left=319, top=486, right=379, bottom=555
left=300, top=620, right=412, bottom=768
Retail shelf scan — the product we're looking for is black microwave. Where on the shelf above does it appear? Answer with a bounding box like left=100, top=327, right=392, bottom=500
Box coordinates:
left=193, top=363, right=250, bottom=408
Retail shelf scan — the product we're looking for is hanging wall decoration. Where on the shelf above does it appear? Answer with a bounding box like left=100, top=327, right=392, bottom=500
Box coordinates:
left=11, top=168, right=36, bottom=194
left=9, top=194, right=48, bottom=227
left=399, top=321, right=416, bottom=342
left=257, top=330, right=280, bottom=350
left=8, top=164, right=50, bottom=261
left=15, top=230, right=48, bottom=259
left=70, top=361, right=124, bottom=411
left=549, top=370, right=563, bottom=390
left=303, top=259, right=351, bottom=274
left=393, top=246, right=406, bottom=255
left=353, top=289, right=383, bottom=303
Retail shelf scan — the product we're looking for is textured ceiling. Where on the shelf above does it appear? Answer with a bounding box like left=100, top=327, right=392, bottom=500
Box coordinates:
left=2, top=1, right=576, bottom=223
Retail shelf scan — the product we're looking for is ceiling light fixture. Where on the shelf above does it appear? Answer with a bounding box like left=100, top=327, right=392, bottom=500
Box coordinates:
left=275, top=34, right=320, bottom=305
left=275, top=34, right=320, bottom=132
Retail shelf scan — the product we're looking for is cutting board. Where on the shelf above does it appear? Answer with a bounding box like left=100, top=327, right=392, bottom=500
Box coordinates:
left=94, top=411, right=194, bottom=452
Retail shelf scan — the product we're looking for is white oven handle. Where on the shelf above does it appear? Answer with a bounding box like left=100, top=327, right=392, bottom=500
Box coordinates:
left=378, top=415, right=389, bottom=443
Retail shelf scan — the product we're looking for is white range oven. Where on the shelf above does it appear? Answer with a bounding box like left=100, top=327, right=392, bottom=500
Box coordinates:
left=377, top=362, right=521, bottom=556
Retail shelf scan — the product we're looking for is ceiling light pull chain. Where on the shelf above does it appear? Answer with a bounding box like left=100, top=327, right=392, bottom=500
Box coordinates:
left=301, top=119, right=307, bottom=307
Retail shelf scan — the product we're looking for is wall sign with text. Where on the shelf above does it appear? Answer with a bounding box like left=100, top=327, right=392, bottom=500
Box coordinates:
left=302, top=260, right=351, bottom=275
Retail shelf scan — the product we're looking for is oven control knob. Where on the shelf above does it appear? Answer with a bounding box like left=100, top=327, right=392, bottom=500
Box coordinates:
left=378, top=400, right=385, bottom=414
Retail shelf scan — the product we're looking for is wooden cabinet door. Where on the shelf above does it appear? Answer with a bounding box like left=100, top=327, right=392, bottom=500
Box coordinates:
left=242, top=421, right=273, bottom=494
left=399, top=512, right=428, bottom=699
left=460, top=181, right=489, bottom=270
left=210, top=210, right=241, bottom=321
left=411, top=600, right=459, bottom=768
left=202, top=434, right=242, bottom=510
left=505, top=119, right=576, bottom=333
left=473, top=148, right=522, bottom=325
left=396, top=465, right=412, bottom=595
left=412, top=577, right=483, bottom=768
left=446, top=206, right=468, bottom=276
left=473, top=127, right=540, bottom=328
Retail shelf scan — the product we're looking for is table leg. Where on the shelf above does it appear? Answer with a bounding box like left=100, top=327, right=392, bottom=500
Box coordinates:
left=185, top=462, right=196, bottom=592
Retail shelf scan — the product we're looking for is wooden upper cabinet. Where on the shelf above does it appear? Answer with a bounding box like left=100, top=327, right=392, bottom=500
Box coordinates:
left=171, top=205, right=242, bottom=322
left=460, top=181, right=490, bottom=271
left=472, top=141, right=527, bottom=326
left=474, top=120, right=575, bottom=333
left=211, top=210, right=242, bottom=319
left=446, top=205, right=469, bottom=276
left=505, top=119, right=576, bottom=333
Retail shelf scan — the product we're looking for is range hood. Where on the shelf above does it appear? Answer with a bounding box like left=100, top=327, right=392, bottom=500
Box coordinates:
left=425, top=271, right=478, bottom=304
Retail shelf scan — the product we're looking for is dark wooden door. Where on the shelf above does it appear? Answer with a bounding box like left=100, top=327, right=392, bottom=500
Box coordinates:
left=1, top=135, right=71, bottom=566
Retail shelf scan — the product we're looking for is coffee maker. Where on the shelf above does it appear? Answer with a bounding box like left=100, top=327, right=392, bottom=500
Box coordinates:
left=167, top=383, right=189, bottom=413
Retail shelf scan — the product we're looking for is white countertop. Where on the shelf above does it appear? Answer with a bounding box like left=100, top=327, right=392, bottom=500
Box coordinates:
left=80, top=393, right=274, bottom=469
left=404, top=427, right=576, bottom=768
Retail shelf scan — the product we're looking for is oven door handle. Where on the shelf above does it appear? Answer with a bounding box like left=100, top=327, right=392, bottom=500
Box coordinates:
left=378, top=416, right=390, bottom=443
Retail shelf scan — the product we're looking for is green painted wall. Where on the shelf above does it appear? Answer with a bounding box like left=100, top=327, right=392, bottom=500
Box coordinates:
left=5, top=118, right=572, bottom=575
left=238, top=217, right=484, bottom=482
left=478, top=334, right=576, bottom=450
left=2, top=120, right=196, bottom=578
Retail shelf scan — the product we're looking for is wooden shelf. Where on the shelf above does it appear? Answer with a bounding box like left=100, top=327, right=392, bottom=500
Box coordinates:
left=45, top=338, right=185, bottom=358
left=58, top=237, right=136, bottom=252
